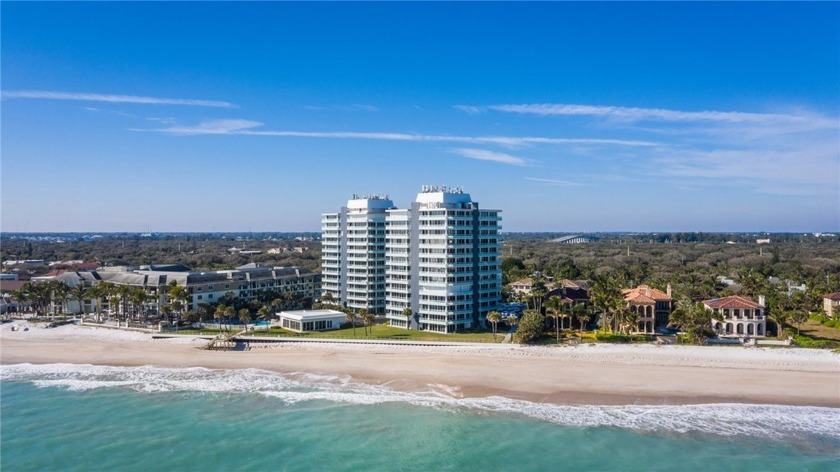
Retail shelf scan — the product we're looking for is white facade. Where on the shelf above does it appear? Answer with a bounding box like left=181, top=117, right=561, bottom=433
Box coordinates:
left=385, top=187, right=502, bottom=333
left=704, top=296, right=767, bottom=337
left=321, top=195, right=394, bottom=315
left=278, top=309, right=346, bottom=332
left=322, top=187, right=501, bottom=333
left=384, top=208, right=415, bottom=327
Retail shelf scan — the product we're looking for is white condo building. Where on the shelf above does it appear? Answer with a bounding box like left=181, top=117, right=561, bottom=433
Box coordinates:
left=323, top=186, right=501, bottom=333
left=321, top=194, right=394, bottom=315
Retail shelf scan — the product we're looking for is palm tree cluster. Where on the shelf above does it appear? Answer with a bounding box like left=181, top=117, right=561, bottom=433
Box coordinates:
left=668, top=300, right=713, bottom=344
left=10, top=279, right=309, bottom=332
left=588, top=273, right=626, bottom=333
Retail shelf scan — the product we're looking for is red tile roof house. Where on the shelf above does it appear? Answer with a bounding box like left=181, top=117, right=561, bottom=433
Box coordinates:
left=509, top=278, right=557, bottom=296
left=622, top=284, right=674, bottom=333
left=823, top=293, right=840, bottom=319
left=704, top=295, right=767, bottom=337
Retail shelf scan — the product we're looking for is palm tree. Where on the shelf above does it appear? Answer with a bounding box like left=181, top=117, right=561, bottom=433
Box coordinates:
left=167, top=281, right=189, bottom=324
left=345, top=308, right=357, bottom=338
left=239, top=308, right=251, bottom=332
left=51, top=281, right=70, bottom=318
left=71, top=282, right=88, bottom=317
left=618, top=306, right=637, bottom=334
left=214, top=304, right=226, bottom=332
left=572, top=303, right=592, bottom=333
left=86, top=284, right=103, bottom=322
left=197, top=302, right=212, bottom=324
left=402, top=307, right=413, bottom=330
left=531, top=278, right=547, bottom=313
left=270, top=297, right=283, bottom=313
left=768, top=309, right=789, bottom=339
left=545, top=296, right=563, bottom=343
left=590, top=273, right=624, bottom=333
left=506, top=313, right=519, bottom=336
left=160, top=303, right=172, bottom=327
left=95, top=282, right=116, bottom=323
left=116, top=285, right=132, bottom=325
left=486, top=310, right=501, bottom=342
left=223, top=305, right=235, bottom=332
left=129, top=287, right=148, bottom=325
left=358, top=309, right=369, bottom=336
left=364, top=312, right=376, bottom=336
left=10, top=288, right=30, bottom=315
left=669, top=300, right=712, bottom=344
left=108, top=294, right=120, bottom=325
left=790, top=310, right=808, bottom=336
left=258, top=306, right=271, bottom=332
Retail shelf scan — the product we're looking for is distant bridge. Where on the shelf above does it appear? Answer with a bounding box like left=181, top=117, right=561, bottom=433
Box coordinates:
left=551, top=235, right=595, bottom=244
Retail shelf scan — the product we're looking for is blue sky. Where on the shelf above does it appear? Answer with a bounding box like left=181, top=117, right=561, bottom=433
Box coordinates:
left=2, top=2, right=838, bottom=232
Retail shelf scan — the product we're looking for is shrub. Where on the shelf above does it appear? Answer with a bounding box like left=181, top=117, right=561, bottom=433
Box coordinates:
left=515, top=310, right=546, bottom=344
left=792, top=335, right=840, bottom=349
left=595, top=333, right=631, bottom=343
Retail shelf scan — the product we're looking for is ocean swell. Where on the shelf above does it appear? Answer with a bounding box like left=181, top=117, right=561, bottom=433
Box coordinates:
left=3, top=363, right=838, bottom=441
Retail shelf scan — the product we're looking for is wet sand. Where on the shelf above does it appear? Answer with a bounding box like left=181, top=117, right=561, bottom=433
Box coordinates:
left=2, top=323, right=838, bottom=407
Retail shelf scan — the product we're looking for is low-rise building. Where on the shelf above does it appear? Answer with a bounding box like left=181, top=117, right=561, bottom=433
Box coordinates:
left=44, top=264, right=320, bottom=317
left=277, top=309, right=346, bottom=332
left=0, top=280, right=27, bottom=314
left=546, top=279, right=590, bottom=305
left=823, top=293, right=840, bottom=319
left=509, top=278, right=557, bottom=296
left=704, top=295, right=766, bottom=337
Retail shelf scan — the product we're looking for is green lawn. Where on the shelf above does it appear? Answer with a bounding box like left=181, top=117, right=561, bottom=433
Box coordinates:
left=792, top=318, right=840, bottom=342
left=177, top=324, right=502, bottom=343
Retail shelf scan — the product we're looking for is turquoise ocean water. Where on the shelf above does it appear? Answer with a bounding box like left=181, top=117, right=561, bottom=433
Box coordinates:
left=2, top=364, right=839, bottom=471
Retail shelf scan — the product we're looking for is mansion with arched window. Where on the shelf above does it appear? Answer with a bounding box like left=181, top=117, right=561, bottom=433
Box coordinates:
left=622, top=284, right=674, bottom=333
left=703, top=295, right=766, bottom=337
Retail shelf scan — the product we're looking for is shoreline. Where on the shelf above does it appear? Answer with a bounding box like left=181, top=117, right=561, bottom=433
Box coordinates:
left=2, top=323, right=838, bottom=408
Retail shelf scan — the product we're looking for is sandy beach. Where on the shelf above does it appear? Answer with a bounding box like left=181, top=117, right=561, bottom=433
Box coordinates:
left=2, top=321, right=838, bottom=407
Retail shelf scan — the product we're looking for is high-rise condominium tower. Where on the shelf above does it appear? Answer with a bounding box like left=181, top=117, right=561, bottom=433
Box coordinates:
left=322, top=187, right=501, bottom=333
left=321, top=194, right=394, bottom=315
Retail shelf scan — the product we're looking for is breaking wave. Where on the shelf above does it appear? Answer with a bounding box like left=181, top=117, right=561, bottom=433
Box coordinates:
left=3, top=363, right=838, bottom=441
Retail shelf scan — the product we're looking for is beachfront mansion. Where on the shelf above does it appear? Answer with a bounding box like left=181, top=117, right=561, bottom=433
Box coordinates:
left=321, top=186, right=502, bottom=333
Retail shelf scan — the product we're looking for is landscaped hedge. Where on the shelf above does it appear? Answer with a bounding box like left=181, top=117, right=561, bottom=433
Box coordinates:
left=808, top=314, right=840, bottom=329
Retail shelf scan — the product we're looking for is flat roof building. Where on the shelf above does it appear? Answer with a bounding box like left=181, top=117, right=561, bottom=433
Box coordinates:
left=278, top=309, right=346, bottom=333
left=321, top=194, right=394, bottom=315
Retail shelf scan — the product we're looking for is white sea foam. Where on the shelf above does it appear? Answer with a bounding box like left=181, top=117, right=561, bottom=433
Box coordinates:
left=3, top=363, right=838, bottom=441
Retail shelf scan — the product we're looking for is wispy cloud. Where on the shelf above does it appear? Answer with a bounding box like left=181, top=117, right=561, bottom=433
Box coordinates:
left=525, top=177, right=582, bottom=186
left=83, top=106, right=177, bottom=125
left=457, top=101, right=838, bottom=199
left=450, top=148, right=526, bottom=166
left=2, top=90, right=235, bottom=108
left=460, top=102, right=838, bottom=129
left=303, top=104, right=379, bottom=112
left=453, top=105, right=484, bottom=115
left=142, top=119, right=659, bottom=147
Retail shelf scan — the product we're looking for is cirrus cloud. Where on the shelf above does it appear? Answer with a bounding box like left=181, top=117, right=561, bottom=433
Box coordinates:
left=2, top=90, right=236, bottom=108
